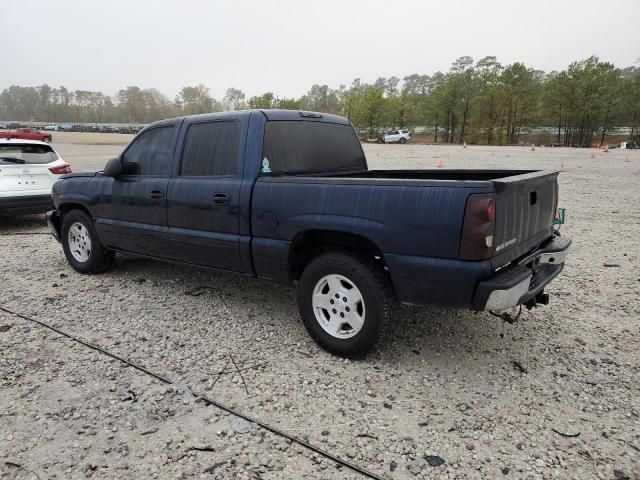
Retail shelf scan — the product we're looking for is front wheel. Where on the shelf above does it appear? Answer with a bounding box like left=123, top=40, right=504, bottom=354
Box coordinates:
left=61, top=209, right=114, bottom=274
left=297, top=252, right=398, bottom=357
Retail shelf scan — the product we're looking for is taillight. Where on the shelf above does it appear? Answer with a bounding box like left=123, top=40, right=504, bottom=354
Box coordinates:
left=49, top=163, right=72, bottom=175
left=460, top=193, right=496, bottom=260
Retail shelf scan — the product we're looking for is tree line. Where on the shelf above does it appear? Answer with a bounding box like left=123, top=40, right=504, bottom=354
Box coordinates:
left=1, top=55, right=638, bottom=146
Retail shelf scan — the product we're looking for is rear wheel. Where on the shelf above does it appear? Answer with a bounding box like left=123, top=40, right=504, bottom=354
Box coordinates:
left=297, top=252, right=398, bottom=357
left=43, top=136, right=52, bottom=143
left=61, top=209, right=114, bottom=274
left=399, top=137, right=407, bottom=144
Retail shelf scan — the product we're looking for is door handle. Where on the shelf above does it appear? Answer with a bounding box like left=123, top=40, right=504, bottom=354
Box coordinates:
left=213, top=192, right=230, bottom=206
left=150, top=189, right=165, bottom=200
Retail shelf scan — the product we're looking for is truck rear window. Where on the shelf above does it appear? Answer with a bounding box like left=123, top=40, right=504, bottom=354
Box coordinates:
left=262, top=121, right=365, bottom=174
left=0, top=144, right=59, bottom=164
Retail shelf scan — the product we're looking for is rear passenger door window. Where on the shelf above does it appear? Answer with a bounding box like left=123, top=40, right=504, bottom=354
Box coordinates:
left=122, top=126, right=175, bottom=176
left=180, top=121, right=239, bottom=176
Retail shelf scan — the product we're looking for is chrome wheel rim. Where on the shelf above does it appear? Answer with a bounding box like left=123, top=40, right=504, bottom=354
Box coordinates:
left=312, top=274, right=365, bottom=339
left=68, top=222, right=92, bottom=262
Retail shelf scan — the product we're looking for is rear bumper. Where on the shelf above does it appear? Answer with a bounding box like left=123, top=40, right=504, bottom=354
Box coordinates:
left=386, top=234, right=570, bottom=309
left=46, top=210, right=62, bottom=243
left=471, top=235, right=571, bottom=310
left=0, top=194, right=53, bottom=216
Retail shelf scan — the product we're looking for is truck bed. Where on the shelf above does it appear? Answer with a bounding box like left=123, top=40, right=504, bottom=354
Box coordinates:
left=310, top=169, right=560, bottom=269
left=256, top=167, right=558, bottom=275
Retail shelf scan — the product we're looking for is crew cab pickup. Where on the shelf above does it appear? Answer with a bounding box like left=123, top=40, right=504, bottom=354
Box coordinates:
left=47, top=110, right=570, bottom=357
left=0, top=128, right=52, bottom=143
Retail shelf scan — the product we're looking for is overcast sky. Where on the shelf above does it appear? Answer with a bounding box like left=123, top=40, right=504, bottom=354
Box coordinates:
left=3, top=0, right=639, bottom=100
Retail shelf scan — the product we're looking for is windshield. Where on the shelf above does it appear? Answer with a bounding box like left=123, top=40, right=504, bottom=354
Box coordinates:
left=0, top=144, right=59, bottom=164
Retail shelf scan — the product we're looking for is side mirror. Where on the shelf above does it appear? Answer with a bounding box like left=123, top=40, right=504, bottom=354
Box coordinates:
left=103, top=157, right=123, bottom=176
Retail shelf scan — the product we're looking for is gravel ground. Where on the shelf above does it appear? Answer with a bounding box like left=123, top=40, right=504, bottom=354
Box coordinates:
left=1, top=136, right=639, bottom=480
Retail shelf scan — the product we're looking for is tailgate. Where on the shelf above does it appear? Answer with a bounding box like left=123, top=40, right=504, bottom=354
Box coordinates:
left=0, top=163, right=54, bottom=193
left=492, top=170, right=558, bottom=269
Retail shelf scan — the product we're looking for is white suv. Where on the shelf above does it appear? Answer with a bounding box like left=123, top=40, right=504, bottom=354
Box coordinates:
left=0, top=140, right=71, bottom=216
left=382, top=129, right=411, bottom=144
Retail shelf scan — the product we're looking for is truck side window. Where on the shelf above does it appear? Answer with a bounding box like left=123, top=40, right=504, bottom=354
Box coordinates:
left=180, top=121, right=239, bottom=176
left=122, top=126, right=174, bottom=176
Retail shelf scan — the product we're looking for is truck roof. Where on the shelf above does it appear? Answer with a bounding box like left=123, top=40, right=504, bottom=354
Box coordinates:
left=143, top=109, right=350, bottom=131
left=258, top=109, right=350, bottom=125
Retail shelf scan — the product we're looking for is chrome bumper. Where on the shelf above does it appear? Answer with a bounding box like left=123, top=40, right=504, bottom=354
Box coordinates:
left=484, top=274, right=533, bottom=311
left=473, top=235, right=571, bottom=311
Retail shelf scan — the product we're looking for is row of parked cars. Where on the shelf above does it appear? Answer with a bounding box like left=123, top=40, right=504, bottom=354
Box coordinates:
left=41, top=124, right=144, bottom=134
left=1, top=122, right=145, bottom=134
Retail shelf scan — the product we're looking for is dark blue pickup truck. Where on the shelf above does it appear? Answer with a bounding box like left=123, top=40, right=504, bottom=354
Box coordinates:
left=48, top=110, right=570, bottom=356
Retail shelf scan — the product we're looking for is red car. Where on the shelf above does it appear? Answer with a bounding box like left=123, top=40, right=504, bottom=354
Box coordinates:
left=0, top=128, right=52, bottom=143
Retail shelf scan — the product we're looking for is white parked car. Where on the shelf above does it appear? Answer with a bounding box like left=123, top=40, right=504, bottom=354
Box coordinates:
left=382, top=129, right=411, bottom=144
left=43, top=124, right=60, bottom=131
left=0, top=139, right=71, bottom=215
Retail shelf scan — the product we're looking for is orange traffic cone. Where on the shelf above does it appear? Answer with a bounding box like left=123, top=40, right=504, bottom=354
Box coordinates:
left=436, top=159, right=444, bottom=168
left=604, top=145, right=609, bottom=153
left=531, top=143, right=536, bottom=151
left=596, top=143, right=601, bottom=149
left=591, top=149, right=596, bottom=158
left=463, top=141, right=467, bottom=149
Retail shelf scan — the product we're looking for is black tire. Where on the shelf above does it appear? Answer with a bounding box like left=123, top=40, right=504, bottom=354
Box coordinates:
left=296, top=252, right=398, bottom=357
left=43, top=136, right=52, bottom=143
left=399, top=137, right=407, bottom=144
left=61, top=209, right=114, bottom=274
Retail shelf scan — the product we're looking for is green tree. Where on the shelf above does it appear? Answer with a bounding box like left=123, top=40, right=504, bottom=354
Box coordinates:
left=355, top=86, right=385, bottom=138
left=300, top=85, right=339, bottom=114
left=223, top=88, right=246, bottom=111
left=177, top=84, right=214, bottom=115
left=248, top=92, right=275, bottom=109
left=621, top=71, right=640, bottom=137
left=499, top=63, right=538, bottom=144
left=450, top=56, right=478, bottom=142
left=475, top=56, right=504, bottom=144
left=275, top=97, right=300, bottom=110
